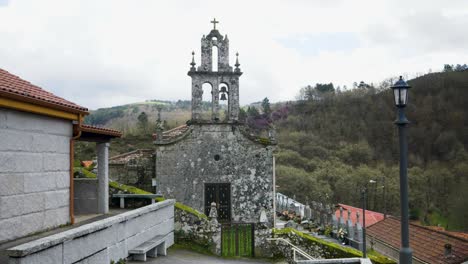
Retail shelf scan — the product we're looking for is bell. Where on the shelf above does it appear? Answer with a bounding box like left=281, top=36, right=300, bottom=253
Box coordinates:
left=220, top=93, right=227, bottom=101
left=220, top=86, right=227, bottom=93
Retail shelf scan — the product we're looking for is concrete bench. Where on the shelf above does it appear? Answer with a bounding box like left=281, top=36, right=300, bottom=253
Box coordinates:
left=129, top=235, right=167, bottom=261
left=112, top=194, right=162, bottom=209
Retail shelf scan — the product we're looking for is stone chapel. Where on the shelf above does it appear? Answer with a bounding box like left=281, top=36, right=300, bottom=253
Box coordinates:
left=154, top=20, right=276, bottom=224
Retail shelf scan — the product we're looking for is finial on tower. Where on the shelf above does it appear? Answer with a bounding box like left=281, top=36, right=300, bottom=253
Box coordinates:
left=235, top=52, right=241, bottom=72
left=190, top=51, right=196, bottom=71
left=210, top=18, right=219, bottom=30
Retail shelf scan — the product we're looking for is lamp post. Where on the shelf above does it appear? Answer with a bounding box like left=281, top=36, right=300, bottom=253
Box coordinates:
left=391, top=76, right=413, bottom=264
left=361, top=179, right=376, bottom=258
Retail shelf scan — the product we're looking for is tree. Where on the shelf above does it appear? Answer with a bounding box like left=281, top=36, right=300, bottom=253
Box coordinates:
left=137, top=112, right=149, bottom=134
left=443, top=64, right=454, bottom=72
left=261, top=97, right=272, bottom=115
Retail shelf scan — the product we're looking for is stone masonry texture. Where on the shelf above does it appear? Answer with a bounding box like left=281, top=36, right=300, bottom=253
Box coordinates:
left=7, top=200, right=175, bottom=264
left=155, top=124, right=275, bottom=224
left=0, top=108, right=72, bottom=243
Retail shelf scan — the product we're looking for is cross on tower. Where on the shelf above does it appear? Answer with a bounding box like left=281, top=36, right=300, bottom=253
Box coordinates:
left=210, top=18, right=219, bottom=30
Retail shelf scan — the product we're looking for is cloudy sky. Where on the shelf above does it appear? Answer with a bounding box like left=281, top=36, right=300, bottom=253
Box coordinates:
left=0, top=0, right=467, bottom=109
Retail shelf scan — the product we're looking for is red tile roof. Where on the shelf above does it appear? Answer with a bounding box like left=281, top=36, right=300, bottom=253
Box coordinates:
left=80, top=160, right=94, bottom=168
left=367, top=217, right=468, bottom=264
left=335, top=203, right=384, bottom=227
left=80, top=124, right=122, bottom=137
left=0, top=68, right=88, bottom=113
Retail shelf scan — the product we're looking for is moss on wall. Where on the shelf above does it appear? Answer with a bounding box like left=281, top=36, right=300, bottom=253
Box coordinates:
left=273, top=228, right=395, bottom=264
left=75, top=167, right=207, bottom=219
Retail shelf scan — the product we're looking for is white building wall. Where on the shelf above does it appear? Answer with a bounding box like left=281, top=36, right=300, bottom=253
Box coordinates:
left=0, top=108, right=72, bottom=243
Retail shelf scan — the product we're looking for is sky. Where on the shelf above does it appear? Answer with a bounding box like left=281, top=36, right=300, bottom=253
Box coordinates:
left=0, top=0, right=467, bottom=110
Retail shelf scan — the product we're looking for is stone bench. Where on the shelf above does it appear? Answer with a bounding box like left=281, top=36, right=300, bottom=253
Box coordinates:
left=129, top=235, right=167, bottom=261
left=112, top=194, right=162, bottom=209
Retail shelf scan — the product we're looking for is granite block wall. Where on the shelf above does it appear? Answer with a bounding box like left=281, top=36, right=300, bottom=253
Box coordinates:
left=0, top=108, right=72, bottom=243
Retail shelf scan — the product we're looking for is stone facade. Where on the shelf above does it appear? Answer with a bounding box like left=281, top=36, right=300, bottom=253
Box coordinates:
left=155, top=23, right=275, bottom=226
left=156, top=123, right=275, bottom=224
left=109, top=149, right=155, bottom=193
left=0, top=108, right=72, bottom=243
left=189, top=25, right=242, bottom=122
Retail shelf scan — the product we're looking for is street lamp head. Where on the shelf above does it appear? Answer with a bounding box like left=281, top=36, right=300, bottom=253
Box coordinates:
left=391, top=76, right=411, bottom=107
left=369, top=179, right=377, bottom=184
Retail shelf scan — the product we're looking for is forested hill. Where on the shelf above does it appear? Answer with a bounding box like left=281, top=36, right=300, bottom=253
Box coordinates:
left=84, top=100, right=192, bottom=134
left=272, top=70, right=468, bottom=231
left=79, top=70, right=468, bottom=231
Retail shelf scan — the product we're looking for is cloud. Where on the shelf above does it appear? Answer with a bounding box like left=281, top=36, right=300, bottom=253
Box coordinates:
left=277, top=33, right=361, bottom=56
left=0, top=0, right=466, bottom=109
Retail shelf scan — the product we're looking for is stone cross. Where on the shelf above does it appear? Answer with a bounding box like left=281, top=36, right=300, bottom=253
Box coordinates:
left=211, top=18, right=219, bottom=30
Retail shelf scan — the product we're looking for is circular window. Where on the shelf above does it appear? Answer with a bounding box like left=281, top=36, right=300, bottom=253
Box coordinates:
left=214, top=154, right=221, bottom=161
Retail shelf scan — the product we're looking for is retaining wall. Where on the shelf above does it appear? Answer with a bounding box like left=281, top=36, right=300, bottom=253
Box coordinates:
left=7, top=199, right=175, bottom=264
left=74, top=178, right=98, bottom=214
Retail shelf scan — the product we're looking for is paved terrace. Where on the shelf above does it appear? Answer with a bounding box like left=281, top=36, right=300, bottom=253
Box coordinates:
left=0, top=208, right=130, bottom=263
left=129, top=248, right=286, bottom=264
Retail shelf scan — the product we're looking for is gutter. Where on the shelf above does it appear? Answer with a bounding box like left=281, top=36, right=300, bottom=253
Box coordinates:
left=69, top=115, right=83, bottom=224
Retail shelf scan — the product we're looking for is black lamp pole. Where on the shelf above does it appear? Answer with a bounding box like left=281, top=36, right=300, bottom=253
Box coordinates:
left=361, top=188, right=367, bottom=258
left=392, top=76, right=413, bottom=264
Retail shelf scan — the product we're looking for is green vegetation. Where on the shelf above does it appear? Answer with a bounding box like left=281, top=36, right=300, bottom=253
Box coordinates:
left=273, top=70, right=468, bottom=231
left=76, top=68, right=468, bottom=232
left=273, top=228, right=395, bottom=264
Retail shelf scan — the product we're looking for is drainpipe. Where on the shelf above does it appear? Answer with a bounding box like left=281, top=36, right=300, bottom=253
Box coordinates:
left=69, top=114, right=83, bottom=224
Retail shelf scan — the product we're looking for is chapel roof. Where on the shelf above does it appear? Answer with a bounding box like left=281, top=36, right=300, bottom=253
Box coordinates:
left=0, top=68, right=88, bottom=113
left=109, top=149, right=154, bottom=164
left=153, top=124, right=191, bottom=143
left=366, top=216, right=468, bottom=264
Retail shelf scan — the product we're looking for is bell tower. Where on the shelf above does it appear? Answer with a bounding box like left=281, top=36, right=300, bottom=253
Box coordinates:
left=188, top=18, right=242, bottom=122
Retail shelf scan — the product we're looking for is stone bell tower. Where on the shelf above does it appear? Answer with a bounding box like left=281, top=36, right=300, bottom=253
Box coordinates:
left=188, top=18, right=242, bottom=122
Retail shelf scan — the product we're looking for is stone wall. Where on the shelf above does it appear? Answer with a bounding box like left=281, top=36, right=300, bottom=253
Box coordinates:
left=74, top=178, right=98, bottom=214
left=109, top=149, right=155, bottom=193
left=272, top=228, right=395, bottom=264
left=0, top=108, right=72, bottom=243
left=174, top=208, right=220, bottom=254
left=155, top=123, right=275, bottom=224
left=7, top=199, right=175, bottom=264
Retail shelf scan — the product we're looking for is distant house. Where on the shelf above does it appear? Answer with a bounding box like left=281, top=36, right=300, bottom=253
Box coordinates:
left=0, top=68, right=121, bottom=243
left=336, top=203, right=384, bottom=227
left=80, top=160, right=94, bottom=168
left=108, top=149, right=155, bottom=192
left=366, top=216, right=468, bottom=264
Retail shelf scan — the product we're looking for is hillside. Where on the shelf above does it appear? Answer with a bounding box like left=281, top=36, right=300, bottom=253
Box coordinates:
left=273, top=70, right=468, bottom=231
left=77, top=70, right=468, bottom=232
left=84, top=100, right=192, bottom=133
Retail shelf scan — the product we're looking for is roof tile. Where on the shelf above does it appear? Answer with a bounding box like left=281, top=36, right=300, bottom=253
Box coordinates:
left=367, top=217, right=468, bottom=264
left=0, top=68, right=88, bottom=112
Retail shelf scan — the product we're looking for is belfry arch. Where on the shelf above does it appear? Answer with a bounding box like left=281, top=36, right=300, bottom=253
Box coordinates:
left=188, top=19, right=242, bottom=123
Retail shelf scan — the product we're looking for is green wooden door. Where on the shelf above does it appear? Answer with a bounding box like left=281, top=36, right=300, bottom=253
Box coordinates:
left=221, top=223, right=254, bottom=257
